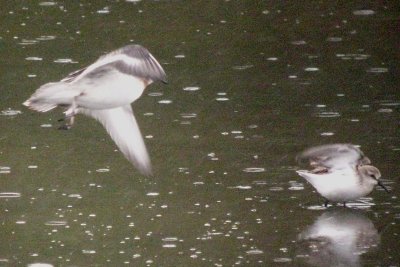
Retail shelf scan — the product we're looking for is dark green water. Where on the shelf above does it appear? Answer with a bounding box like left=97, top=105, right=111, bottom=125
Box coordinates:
left=0, top=1, right=399, bottom=266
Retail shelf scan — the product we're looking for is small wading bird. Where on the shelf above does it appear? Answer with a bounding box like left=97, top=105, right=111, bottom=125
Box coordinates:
left=296, top=144, right=389, bottom=207
left=23, top=44, right=167, bottom=176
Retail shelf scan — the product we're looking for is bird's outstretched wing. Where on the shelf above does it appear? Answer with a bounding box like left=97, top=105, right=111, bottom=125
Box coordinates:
left=297, top=143, right=370, bottom=171
left=80, top=105, right=152, bottom=176
left=61, top=44, right=167, bottom=84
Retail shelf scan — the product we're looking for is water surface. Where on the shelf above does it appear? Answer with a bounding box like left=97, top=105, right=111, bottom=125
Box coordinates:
left=0, top=1, right=399, bottom=266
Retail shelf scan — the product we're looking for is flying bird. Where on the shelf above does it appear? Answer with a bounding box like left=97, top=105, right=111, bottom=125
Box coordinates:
left=296, top=144, right=389, bottom=206
left=23, top=44, right=167, bottom=176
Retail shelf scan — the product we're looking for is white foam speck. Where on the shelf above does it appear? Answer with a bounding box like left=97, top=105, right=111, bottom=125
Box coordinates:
left=53, top=58, right=77, bottom=64
left=96, top=168, right=110, bottom=173
left=82, top=250, right=96, bottom=254
left=1, top=109, right=22, bottom=116
left=26, top=57, right=43, bottom=61
left=367, top=67, right=388, bottom=73
left=246, top=249, right=264, bottom=255
left=304, top=67, right=319, bottom=72
left=243, top=167, right=265, bottom=173
left=216, top=97, right=229, bottom=101
left=45, top=221, right=68, bottom=226
left=39, top=2, right=57, bottom=6
left=183, top=86, right=200, bottom=91
left=158, top=100, right=173, bottom=104
left=0, top=167, right=11, bottom=174
left=273, top=258, right=292, bottom=263
left=353, top=10, right=375, bottom=16
left=27, top=263, right=54, bottom=267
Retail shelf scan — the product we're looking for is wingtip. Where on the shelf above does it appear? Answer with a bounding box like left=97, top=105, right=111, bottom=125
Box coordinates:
left=139, top=165, right=153, bottom=177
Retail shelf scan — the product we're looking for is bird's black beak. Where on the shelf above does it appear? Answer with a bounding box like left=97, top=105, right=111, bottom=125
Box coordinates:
left=377, top=180, right=390, bottom=193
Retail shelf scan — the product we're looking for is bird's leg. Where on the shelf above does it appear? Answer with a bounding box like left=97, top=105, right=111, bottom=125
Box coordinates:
left=59, top=101, right=78, bottom=130
left=343, top=202, right=346, bottom=207
left=324, top=199, right=329, bottom=207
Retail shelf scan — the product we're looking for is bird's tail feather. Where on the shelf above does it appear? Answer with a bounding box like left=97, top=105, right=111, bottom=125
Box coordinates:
left=23, top=82, right=76, bottom=112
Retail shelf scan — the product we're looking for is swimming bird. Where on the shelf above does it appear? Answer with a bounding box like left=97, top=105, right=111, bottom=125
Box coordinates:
left=23, top=44, right=167, bottom=176
left=296, top=144, right=389, bottom=206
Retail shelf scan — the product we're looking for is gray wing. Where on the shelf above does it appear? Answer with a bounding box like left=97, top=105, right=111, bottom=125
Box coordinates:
left=61, top=44, right=167, bottom=84
left=297, top=144, right=370, bottom=170
left=80, top=105, right=152, bottom=176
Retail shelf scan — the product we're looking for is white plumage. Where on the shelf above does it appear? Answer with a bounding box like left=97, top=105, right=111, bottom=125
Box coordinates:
left=296, top=144, right=388, bottom=206
left=23, top=44, right=166, bottom=175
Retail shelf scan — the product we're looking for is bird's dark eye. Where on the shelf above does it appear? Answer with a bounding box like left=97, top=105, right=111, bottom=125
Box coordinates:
left=370, top=174, right=376, bottom=179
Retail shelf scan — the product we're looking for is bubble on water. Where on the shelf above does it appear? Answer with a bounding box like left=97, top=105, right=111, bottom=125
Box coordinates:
left=367, top=67, right=388, bottom=73
left=96, top=168, right=110, bottom=173
left=158, top=100, right=173, bottom=104
left=273, top=258, right=292, bottom=263
left=246, top=249, right=263, bottom=255
left=378, top=108, right=393, bottom=113
left=97, top=7, right=110, bottom=14
left=26, top=57, right=43, bottom=61
left=326, top=37, right=342, bottom=42
left=288, top=181, right=304, bottom=191
left=53, top=58, right=78, bottom=64
left=306, top=205, right=327, bottom=210
left=0, top=167, right=11, bottom=174
left=316, top=112, right=340, bottom=118
left=162, top=244, right=176, bottom=248
left=27, top=263, right=54, bottom=267
left=148, top=92, right=163, bottom=97
left=304, top=67, right=319, bottom=72
left=68, top=194, right=82, bottom=199
left=230, top=185, right=252, bottom=190
left=181, top=113, right=197, bottom=119
left=291, top=40, right=307, bottom=45
left=1, top=109, right=22, bottom=116
left=243, top=167, right=265, bottom=173
left=232, top=65, right=254, bottom=70
left=353, top=10, right=375, bottom=16
left=45, top=221, right=68, bottom=226
left=36, top=35, right=56, bottom=41
left=269, top=186, right=284, bottom=191
left=183, top=86, right=200, bottom=91
left=39, top=1, right=57, bottom=6
left=20, top=39, right=39, bottom=45
left=82, top=250, right=96, bottom=254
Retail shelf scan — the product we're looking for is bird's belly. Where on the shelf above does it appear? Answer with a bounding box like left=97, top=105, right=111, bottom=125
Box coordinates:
left=75, top=74, right=146, bottom=109
left=313, top=174, right=372, bottom=202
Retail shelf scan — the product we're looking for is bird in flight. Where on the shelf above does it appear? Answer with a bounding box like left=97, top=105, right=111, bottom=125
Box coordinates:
left=23, top=44, right=167, bottom=176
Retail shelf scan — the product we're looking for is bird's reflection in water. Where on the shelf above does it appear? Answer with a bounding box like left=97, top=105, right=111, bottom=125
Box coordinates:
left=297, top=208, right=380, bottom=267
